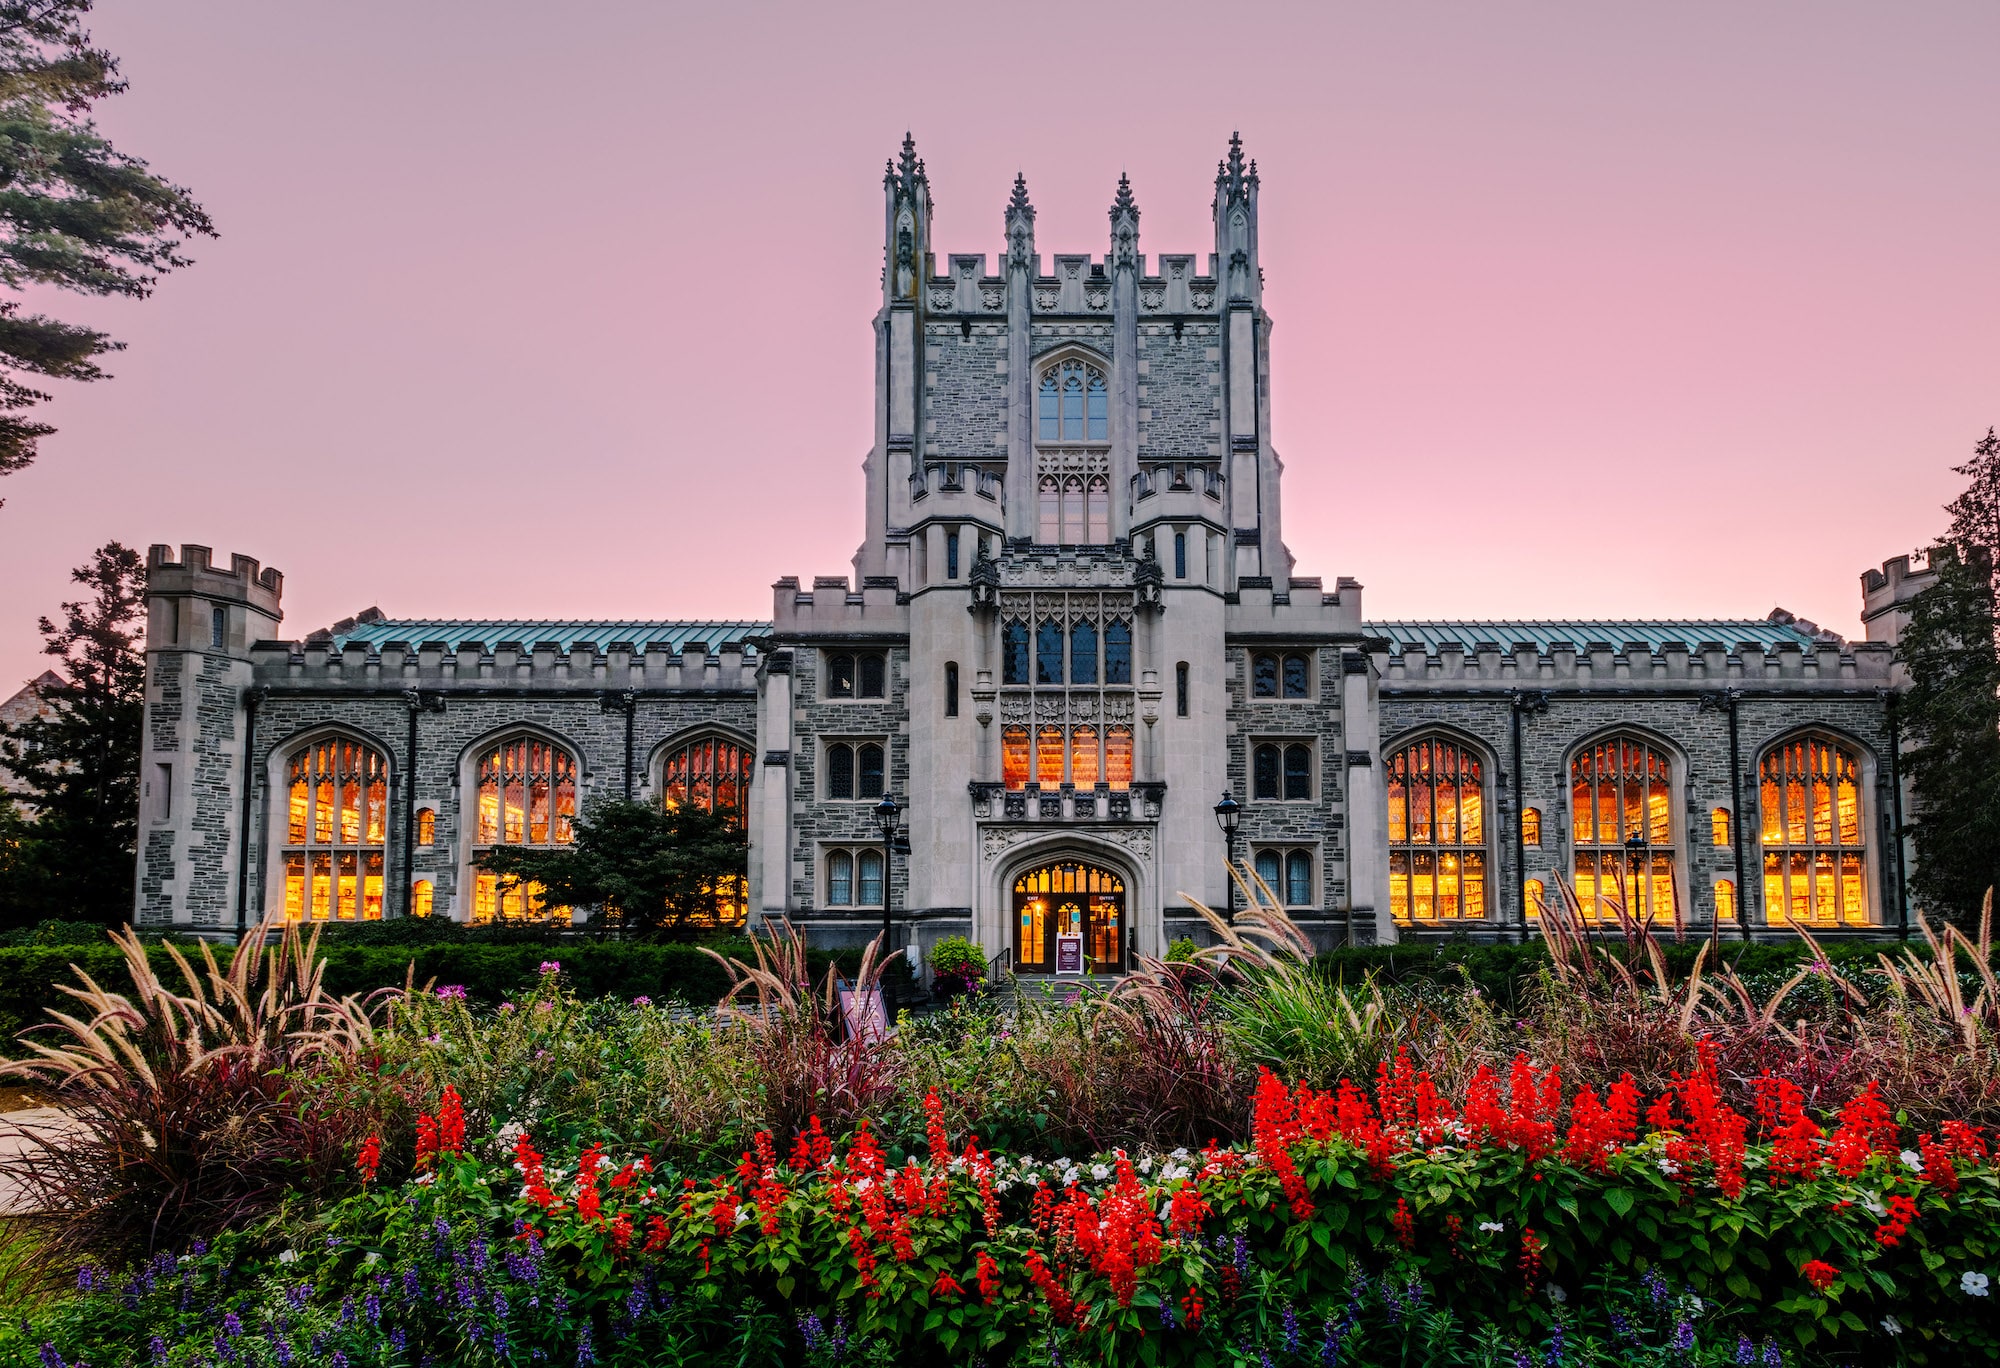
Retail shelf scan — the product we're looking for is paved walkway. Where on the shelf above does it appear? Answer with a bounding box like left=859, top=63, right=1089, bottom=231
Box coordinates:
left=0, top=1107, right=81, bottom=1214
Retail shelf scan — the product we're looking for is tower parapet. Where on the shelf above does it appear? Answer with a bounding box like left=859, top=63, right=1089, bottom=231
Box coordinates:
left=1860, top=552, right=1939, bottom=650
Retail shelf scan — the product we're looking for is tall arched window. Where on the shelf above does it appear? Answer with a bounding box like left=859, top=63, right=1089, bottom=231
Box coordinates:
left=1760, top=735, right=1869, bottom=926
left=472, top=736, right=579, bottom=923
left=1571, top=735, right=1677, bottom=923
left=1002, top=727, right=1030, bottom=790
left=1085, top=475, right=1109, bottom=543
left=1070, top=619, right=1098, bottom=684
left=1036, top=726, right=1064, bottom=785
left=1037, top=362, right=1108, bottom=441
left=1387, top=736, right=1487, bottom=923
left=825, top=742, right=884, bottom=800
left=1002, top=620, right=1030, bottom=685
left=1104, top=620, right=1132, bottom=684
left=1036, top=619, right=1064, bottom=685
left=1105, top=726, right=1133, bottom=790
left=660, top=734, right=752, bottom=821
left=1070, top=725, right=1099, bottom=787
left=282, top=737, right=388, bottom=921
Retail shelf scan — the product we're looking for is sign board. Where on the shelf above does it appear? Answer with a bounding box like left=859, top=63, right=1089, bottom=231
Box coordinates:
left=1054, top=933, right=1084, bottom=976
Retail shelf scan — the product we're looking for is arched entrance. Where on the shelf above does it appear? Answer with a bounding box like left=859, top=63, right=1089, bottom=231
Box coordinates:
left=1013, top=860, right=1125, bottom=974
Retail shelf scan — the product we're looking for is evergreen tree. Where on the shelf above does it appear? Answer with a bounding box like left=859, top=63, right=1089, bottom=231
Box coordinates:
left=0, top=540, right=145, bottom=925
left=1900, top=428, right=2000, bottom=928
left=0, top=1, right=214, bottom=498
left=475, top=799, right=749, bottom=939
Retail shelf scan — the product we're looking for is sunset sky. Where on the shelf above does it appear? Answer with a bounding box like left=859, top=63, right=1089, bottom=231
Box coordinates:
left=1, top=0, right=1995, bottom=688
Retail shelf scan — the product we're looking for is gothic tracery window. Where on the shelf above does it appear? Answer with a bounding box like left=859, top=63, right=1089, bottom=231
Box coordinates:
left=1570, top=734, right=1677, bottom=923
left=472, top=736, right=578, bottom=923
left=282, top=737, right=388, bottom=921
left=1760, top=735, right=1869, bottom=926
left=660, top=735, right=752, bottom=822
left=1387, top=736, right=1487, bottom=923
left=1037, top=362, right=1108, bottom=441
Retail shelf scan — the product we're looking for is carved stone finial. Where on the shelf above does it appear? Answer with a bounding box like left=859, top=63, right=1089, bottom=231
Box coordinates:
left=1008, top=171, right=1035, bottom=222
left=1110, top=171, right=1138, bottom=223
left=1216, top=132, right=1254, bottom=207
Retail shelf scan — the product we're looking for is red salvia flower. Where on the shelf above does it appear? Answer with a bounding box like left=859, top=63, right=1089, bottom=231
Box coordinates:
left=1562, top=1087, right=1617, bottom=1171
left=1518, top=1227, right=1544, bottom=1294
left=1769, top=1110, right=1825, bottom=1184
left=932, top=1270, right=964, bottom=1298
left=1940, top=1120, right=1988, bottom=1163
left=846, top=1224, right=879, bottom=1296
left=1251, top=1069, right=1315, bottom=1219
left=1390, top=1196, right=1415, bottom=1249
left=642, top=1215, right=669, bottom=1254
left=1800, top=1259, right=1839, bottom=1293
left=1445, top=1213, right=1465, bottom=1262
left=435, top=1085, right=465, bottom=1155
left=1167, top=1181, right=1211, bottom=1238
left=414, top=1114, right=439, bottom=1171
left=975, top=1250, right=1001, bottom=1304
left=1605, top=1073, right=1643, bottom=1145
left=923, top=1088, right=951, bottom=1165
left=356, top=1134, right=382, bottom=1186
left=609, top=1212, right=633, bottom=1255
left=1180, top=1285, right=1205, bottom=1327
left=1919, top=1133, right=1960, bottom=1194
left=1874, top=1194, right=1919, bottom=1248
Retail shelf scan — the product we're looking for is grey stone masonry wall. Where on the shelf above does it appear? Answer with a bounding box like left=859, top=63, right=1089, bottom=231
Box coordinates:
left=924, top=325, right=1007, bottom=461
left=1137, top=323, right=1223, bottom=464
left=784, top=642, right=911, bottom=917
left=1375, top=634, right=1902, bottom=939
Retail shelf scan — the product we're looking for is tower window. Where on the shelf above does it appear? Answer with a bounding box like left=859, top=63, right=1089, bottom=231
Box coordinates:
left=211, top=605, right=227, bottom=649
left=945, top=530, right=960, bottom=579
left=416, top=806, right=436, bottom=845
left=1104, top=620, right=1132, bottom=685
left=1036, top=619, right=1064, bottom=685
left=1070, top=619, right=1097, bottom=684
left=1038, top=362, right=1108, bottom=441
left=1173, top=531, right=1187, bottom=580
left=411, top=879, right=434, bottom=918
left=1254, top=849, right=1316, bottom=907
left=1521, top=806, right=1542, bottom=847
left=1283, top=744, right=1312, bottom=800
left=1175, top=662, right=1189, bottom=717
left=826, top=652, right=887, bottom=699
left=1715, top=879, right=1737, bottom=922
left=859, top=655, right=886, bottom=698
left=945, top=662, right=959, bottom=717
left=1002, top=621, right=1030, bottom=685
left=825, top=848, right=885, bottom=907
left=1003, top=726, right=1029, bottom=790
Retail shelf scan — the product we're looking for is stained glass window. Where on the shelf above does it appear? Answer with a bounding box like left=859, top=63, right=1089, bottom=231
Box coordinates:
left=282, top=737, right=388, bottom=922
left=1070, top=725, right=1099, bottom=788
left=1759, top=735, right=1868, bottom=927
left=1036, top=619, right=1064, bottom=685
left=660, top=735, right=751, bottom=820
left=1036, top=726, right=1065, bottom=786
left=1105, top=727, right=1133, bottom=790
left=1070, top=619, right=1098, bottom=684
left=1387, top=736, right=1488, bottom=923
left=1570, top=735, right=1678, bottom=923
left=472, top=736, right=579, bottom=924
left=1002, top=621, right=1030, bottom=685
left=1003, top=727, right=1030, bottom=790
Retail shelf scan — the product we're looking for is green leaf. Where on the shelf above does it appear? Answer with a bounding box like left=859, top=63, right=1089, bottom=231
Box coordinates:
left=1603, top=1188, right=1636, bottom=1218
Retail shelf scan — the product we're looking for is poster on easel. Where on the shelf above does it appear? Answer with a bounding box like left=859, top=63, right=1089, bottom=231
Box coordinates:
left=1054, top=933, right=1084, bottom=975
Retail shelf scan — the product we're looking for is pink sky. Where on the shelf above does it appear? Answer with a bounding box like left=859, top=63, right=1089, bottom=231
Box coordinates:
left=2, top=0, right=1995, bottom=688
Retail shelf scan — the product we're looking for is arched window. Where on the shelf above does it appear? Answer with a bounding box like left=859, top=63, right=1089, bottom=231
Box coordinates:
left=1521, top=807, right=1542, bottom=846
left=826, top=653, right=885, bottom=699
left=1173, top=532, right=1187, bottom=579
left=827, top=851, right=853, bottom=906
left=1002, top=620, right=1030, bottom=685
left=827, top=744, right=854, bottom=799
left=1036, top=619, right=1064, bottom=685
left=1085, top=475, right=1109, bottom=543
left=1253, top=654, right=1277, bottom=698
left=1286, top=851, right=1312, bottom=907
left=1571, top=734, right=1677, bottom=923
left=857, top=849, right=884, bottom=905
left=411, top=879, right=434, bottom=918
left=1036, top=726, right=1064, bottom=785
left=1283, top=655, right=1309, bottom=699
left=1387, top=736, right=1488, bottom=923
left=1105, top=726, right=1133, bottom=790
left=827, top=742, right=885, bottom=800
left=1714, top=879, right=1737, bottom=922
left=282, top=737, right=388, bottom=921
left=1038, top=362, right=1108, bottom=441
left=416, top=806, right=436, bottom=846
left=1255, top=850, right=1281, bottom=893
left=1039, top=475, right=1061, bottom=543
left=1070, top=725, right=1099, bottom=788
left=858, top=656, right=886, bottom=699
left=1759, top=735, right=1868, bottom=926
left=1525, top=878, right=1546, bottom=915
left=660, top=735, right=752, bottom=820
left=1070, top=619, right=1098, bottom=684
left=1003, top=727, right=1030, bottom=790
left=1252, top=652, right=1311, bottom=699
left=1283, top=744, right=1312, bottom=800
left=1711, top=808, right=1732, bottom=846
left=827, top=654, right=855, bottom=698
left=472, top=736, right=579, bottom=923
left=1253, top=743, right=1280, bottom=799
left=1105, top=620, right=1132, bottom=685
left=1061, top=477, right=1086, bottom=542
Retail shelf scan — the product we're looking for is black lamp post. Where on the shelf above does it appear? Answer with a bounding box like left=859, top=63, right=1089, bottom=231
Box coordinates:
left=1214, top=791, right=1242, bottom=923
left=875, top=791, right=903, bottom=953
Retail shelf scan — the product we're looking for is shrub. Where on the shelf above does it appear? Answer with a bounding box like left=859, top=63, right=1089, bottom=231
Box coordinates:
left=928, top=935, right=987, bottom=999
left=1163, top=936, right=1199, bottom=964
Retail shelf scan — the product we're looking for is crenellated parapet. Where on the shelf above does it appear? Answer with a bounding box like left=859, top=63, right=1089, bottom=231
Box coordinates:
left=771, top=574, right=910, bottom=638
left=146, top=543, right=283, bottom=617
left=1861, top=551, right=1939, bottom=648
left=1370, top=627, right=1896, bottom=691
left=1227, top=576, right=1366, bottom=637
left=245, top=631, right=762, bottom=694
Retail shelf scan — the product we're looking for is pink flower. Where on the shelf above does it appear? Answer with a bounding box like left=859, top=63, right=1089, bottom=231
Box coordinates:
left=539, top=961, right=561, bottom=975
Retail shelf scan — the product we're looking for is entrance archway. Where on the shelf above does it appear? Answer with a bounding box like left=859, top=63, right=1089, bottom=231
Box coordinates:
left=1013, top=860, right=1125, bottom=974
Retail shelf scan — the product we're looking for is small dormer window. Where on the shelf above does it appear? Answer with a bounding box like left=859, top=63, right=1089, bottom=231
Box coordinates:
left=1037, top=362, right=1108, bottom=441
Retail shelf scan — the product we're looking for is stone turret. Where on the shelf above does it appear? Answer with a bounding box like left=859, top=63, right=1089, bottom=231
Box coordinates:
left=136, top=544, right=285, bottom=932
left=1861, top=552, right=1939, bottom=651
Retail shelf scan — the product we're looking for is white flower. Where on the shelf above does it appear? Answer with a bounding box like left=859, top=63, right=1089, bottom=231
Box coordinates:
left=1546, top=1283, right=1568, bottom=1304
left=277, top=1249, right=298, bottom=1265
left=1901, top=1150, right=1925, bottom=1171
left=363, top=1251, right=381, bottom=1266
left=1021, top=1172, right=1040, bottom=1186
left=1170, top=1148, right=1191, bottom=1161
left=416, top=1173, right=435, bottom=1186
left=1657, top=1157, right=1680, bottom=1176
left=1860, top=1196, right=1887, bottom=1217
left=1062, top=1170, right=1080, bottom=1186
left=994, top=1179, right=1013, bottom=1193
left=1478, top=1221, right=1505, bottom=1233
left=948, top=1156, right=967, bottom=1171
left=1963, top=1271, right=1991, bottom=1297
left=735, top=1208, right=750, bottom=1227
left=1881, top=1316, right=1903, bottom=1335
left=854, top=1177, right=873, bottom=1192
left=1090, top=1164, right=1110, bottom=1181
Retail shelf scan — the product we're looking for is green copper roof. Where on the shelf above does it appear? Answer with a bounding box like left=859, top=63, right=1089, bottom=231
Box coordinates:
left=1364, top=619, right=1829, bottom=656
left=329, top=619, right=769, bottom=656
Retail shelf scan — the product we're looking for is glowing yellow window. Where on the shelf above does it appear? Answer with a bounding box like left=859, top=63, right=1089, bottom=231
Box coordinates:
left=1386, top=736, right=1489, bottom=922
left=1525, top=878, right=1546, bottom=918
left=281, top=739, right=388, bottom=921
left=1759, top=736, right=1868, bottom=927
left=411, top=879, right=434, bottom=918
left=1521, top=807, right=1541, bottom=847
left=1714, top=879, right=1736, bottom=921
left=1711, top=808, right=1731, bottom=847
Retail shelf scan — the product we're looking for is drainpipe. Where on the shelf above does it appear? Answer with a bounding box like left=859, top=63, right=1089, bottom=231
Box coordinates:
left=624, top=694, right=636, bottom=801
left=402, top=692, right=421, bottom=918
left=1726, top=691, right=1750, bottom=943
left=1510, top=692, right=1545, bottom=944
left=234, top=686, right=264, bottom=935
left=1887, top=690, right=1908, bottom=941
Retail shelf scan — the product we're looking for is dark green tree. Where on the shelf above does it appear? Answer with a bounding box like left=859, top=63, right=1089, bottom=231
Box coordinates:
left=1900, top=428, right=2000, bottom=928
left=0, top=1, right=214, bottom=498
left=0, top=539, right=145, bottom=926
left=475, top=800, right=749, bottom=940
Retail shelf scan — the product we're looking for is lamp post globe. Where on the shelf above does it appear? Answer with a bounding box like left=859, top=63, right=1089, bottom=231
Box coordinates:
left=1214, top=791, right=1242, bottom=922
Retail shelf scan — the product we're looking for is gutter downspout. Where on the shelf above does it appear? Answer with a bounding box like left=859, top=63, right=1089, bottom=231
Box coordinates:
left=624, top=694, right=636, bottom=801
left=1510, top=692, right=1530, bottom=945
left=402, top=692, right=421, bottom=919
left=235, top=686, right=263, bottom=935
left=1887, top=690, right=1909, bottom=941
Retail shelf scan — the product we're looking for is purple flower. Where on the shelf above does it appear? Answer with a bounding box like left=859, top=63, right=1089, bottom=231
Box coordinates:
left=500, top=1002, right=516, bottom=1013
left=1159, top=1298, right=1176, bottom=1331
left=540, top=961, right=561, bottom=975
left=798, top=1312, right=826, bottom=1352
left=632, top=996, right=652, bottom=1007
left=1736, top=1336, right=1756, bottom=1365
left=436, top=984, right=467, bottom=1000
left=1674, top=1320, right=1695, bottom=1351
left=223, top=1311, right=243, bottom=1337
left=1283, top=1304, right=1300, bottom=1355
left=1762, top=1341, right=1784, bottom=1367
left=39, top=1345, right=65, bottom=1368
left=150, top=1336, right=168, bottom=1365
left=575, top=1323, right=596, bottom=1366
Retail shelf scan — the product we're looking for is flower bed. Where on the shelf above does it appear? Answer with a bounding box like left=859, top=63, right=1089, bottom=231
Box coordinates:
left=14, top=1053, right=1997, bottom=1367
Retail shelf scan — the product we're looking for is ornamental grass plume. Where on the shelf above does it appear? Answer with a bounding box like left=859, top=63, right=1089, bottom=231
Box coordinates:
left=0, top=918, right=389, bottom=1283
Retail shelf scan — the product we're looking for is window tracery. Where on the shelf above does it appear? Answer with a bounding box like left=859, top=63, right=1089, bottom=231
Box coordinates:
left=1759, top=735, right=1868, bottom=926
left=1253, top=743, right=1313, bottom=801
left=995, top=590, right=1138, bottom=790
left=1036, top=361, right=1108, bottom=441
left=826, top=741, right=885, bottom=800
left=282, top=737, right=388, bottom=921
left=1570, top=735, right=1677, bottom=923
left=1386, top=736, right=1487, bottom=923
left=472, top=736, right=579, bottom=923
left=660, top=735, right=752, bottom=822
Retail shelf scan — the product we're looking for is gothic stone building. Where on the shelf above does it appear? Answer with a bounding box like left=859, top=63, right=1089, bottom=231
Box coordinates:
left=134, top=136, right=1939, bottom=967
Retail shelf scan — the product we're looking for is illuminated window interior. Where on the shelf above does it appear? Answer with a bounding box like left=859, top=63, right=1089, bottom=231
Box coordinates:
left=1525, top=878, right=1546, bottom=917
left=416, top=806, right=435, bottom=846
left=472, top=736, right=578, bottom=924
left=1013, top=860, right=1123, bottom=973
left=1711, top=807, right=1731, bottom=847
left=1002, top=726, right=1029, bottom=790
left=1521, top=806, right=1541, bottom=847
left=1387, top=736, right=1487, bottom=923
left=1570, top=735, right=1677, bottom=923
left=1760, top=736, right=1868, bottom=927
left=282, top=737, right=388, bottom=921
left=1714, top=879, right=1737, bottom=922
left=411, top=879, right=434, bottom=918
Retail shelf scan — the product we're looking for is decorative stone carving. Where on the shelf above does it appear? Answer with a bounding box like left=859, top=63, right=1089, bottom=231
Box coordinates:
left=929, top=289, right=954, bottom=311
left=1034, top=288, right=1059, bottom=311
left=981, top=288, right=1004, bottom=310
left=1085, top=289, right=1109, bottom=311
left=1140, top=287, right=1164, bottom=310
left=1189, top=286, right=1215, bottom=310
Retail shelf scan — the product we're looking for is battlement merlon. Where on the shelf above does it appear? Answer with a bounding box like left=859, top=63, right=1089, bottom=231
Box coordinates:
left=1861, top=552, right=1939, bottom=644
left=771, top=573, right=911, bottom=639
left=1225, top=576, right=1366, bottom=639
left=1371, top=637, right=1897, bottom=690
left=145, top=543, right=284, bottom=617
left=241, top=638, right=757, bottom=693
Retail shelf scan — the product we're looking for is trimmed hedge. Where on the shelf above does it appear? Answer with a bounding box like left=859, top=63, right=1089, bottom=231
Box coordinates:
left=0, top=937, right=913, bottom=1054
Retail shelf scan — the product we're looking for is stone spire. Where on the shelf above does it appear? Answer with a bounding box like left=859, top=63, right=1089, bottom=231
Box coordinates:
left=882, top=132, right=931, bottom=305
left=1110, top=171, right=1138, bottom=223
left=1212, top=132, right=1261, bottom=304
left=1004, top=172, right=1036, bottom=275
left=1109, top=172, right=1139, bottom=271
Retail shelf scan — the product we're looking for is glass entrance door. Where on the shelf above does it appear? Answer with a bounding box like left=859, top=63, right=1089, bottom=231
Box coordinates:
left=1013, top=861, right=1125, bottom=974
